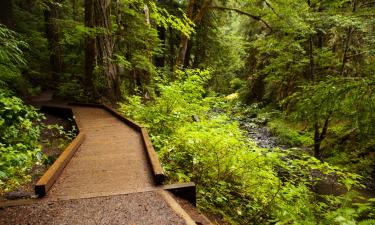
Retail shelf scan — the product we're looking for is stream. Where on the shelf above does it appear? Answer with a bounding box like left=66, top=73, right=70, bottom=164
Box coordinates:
left=233, top=114, right=375, bottom=199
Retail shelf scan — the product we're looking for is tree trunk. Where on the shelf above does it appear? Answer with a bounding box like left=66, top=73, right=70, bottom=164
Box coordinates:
left=308, top=36, right=314, bottom=81
left=84, top=0, right=96, bottom=99
left=94, top=0, right=120, bottom=102
left=0, top=0, right=13, bottom=28
left=183, top=38, right=193, bottom=68
left=71, top=0, right=78, bottom=21
left=44, top=1, right=63, bottom=82
left=339, top=27, right=353, bottom=77
left=314, top=122, right=322, bottom=159
left=176, top=0, right=195, bottom=68
left=339, top=0, right=357, bottom=77
left=314, top=117, right=330, bottom=160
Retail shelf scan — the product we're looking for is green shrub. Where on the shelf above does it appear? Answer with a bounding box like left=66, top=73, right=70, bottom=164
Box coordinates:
left=0, top=89, right=42, bottom=192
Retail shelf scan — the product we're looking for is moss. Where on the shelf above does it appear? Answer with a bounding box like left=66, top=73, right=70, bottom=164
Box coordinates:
left=268, top=119, right=313, bottom=147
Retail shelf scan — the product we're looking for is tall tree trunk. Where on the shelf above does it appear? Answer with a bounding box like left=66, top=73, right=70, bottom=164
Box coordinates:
left=339, top=0, right=357, bottom=77
left=168, top=27, right=175, bottom=72
left=71, top=0, right=78, bottom=20
left=339, top=27, right=353, bottom=76
left=0, top=0, right=13, bottom=28
left=44, top=1, right=63, bottom=82
left=183, top=39, right=193, bottom=68
left=84, top=0, right=96, bottom=99
left=308, top=36, right=314, bottom=81
left=94, top=0, right=120, bottom=102
left=176, top=0, right=195, bottom=68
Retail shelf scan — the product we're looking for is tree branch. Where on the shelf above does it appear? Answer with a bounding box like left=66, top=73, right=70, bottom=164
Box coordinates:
left=263, top=0, right=282, bottom=20
left=207, top=6, right=272, bottom=31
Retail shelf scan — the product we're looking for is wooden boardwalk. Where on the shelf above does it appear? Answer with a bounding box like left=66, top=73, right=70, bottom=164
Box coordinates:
left=0, top=105, right=197, bottom=225
left=48, top=106, right=156, bottom=200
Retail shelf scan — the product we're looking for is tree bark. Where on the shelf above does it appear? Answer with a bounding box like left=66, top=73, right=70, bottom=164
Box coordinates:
left=84, top=0, right=96, bottom=99
left=176, top=0, right=196, bottom=68
left=94, top=0, right=120, bottom=102
left=44, top=1, right=63, bottom=82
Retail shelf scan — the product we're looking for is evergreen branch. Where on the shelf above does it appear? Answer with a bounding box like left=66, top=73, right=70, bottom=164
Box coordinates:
left=207, top=6, right=272, bottom=31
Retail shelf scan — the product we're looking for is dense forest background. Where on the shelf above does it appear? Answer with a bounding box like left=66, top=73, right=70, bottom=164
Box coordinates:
left=0, top=0, right=374, bottom=224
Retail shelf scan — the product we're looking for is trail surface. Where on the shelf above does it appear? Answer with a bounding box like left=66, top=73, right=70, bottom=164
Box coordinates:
left=0, top=105, right=195, bottom=225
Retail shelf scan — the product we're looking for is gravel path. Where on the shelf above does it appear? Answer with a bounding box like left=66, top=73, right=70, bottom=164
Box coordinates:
left=0, top=191, right=190, bottom=225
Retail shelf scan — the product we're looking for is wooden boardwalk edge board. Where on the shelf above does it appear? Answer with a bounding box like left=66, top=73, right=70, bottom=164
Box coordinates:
left=140, top=128, right=166, bottom=184
left=101, top=104, right=166, bottom=184
left=102, top=104, right=143, bottom=131
left=35, top=133, right=86, bottom=197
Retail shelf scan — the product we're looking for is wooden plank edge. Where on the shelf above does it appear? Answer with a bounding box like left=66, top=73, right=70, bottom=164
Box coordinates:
left=35, top=132, right=86, bottom=197
left=141, top=128, right=166, bottom=184
left=102, top=104, right=143, bottom=131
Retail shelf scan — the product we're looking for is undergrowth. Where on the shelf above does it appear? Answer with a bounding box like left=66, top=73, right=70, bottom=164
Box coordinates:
left=120, top=69, right=375, bottom=224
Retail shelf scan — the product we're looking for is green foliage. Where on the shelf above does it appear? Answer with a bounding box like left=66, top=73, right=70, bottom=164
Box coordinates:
left=56, top=78, right=86, bottom=101
left=120, top=69, right=212, bottom=145
left=12, top=1, right=51, bottom=90
left=121, top=69, right=374, bottom=224
left=0, top=90, right=43, bottom=192
left=268, top=118, right=313, bottom=147
left=0, top=25, right=28, bottom=90
left=149, top=2, right=195, bottom=37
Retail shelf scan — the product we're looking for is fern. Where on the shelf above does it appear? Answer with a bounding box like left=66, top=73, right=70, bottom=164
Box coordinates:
left=0, top=24, right=28, bottom=88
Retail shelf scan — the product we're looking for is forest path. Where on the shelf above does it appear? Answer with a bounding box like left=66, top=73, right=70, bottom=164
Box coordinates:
left=47, top=106, right=157, bottom=200
left=0, top=104, right=196, bottom=225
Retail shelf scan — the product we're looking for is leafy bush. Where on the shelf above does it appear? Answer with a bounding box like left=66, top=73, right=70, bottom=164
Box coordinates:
left=0, top=89, right=42, bottom=192
left=120, top=69, right=375, bottom=224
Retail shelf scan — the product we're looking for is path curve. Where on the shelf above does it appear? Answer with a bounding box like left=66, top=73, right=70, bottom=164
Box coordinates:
left=0, top=105, right=196, bottom=225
